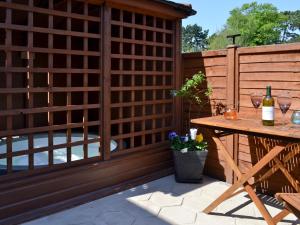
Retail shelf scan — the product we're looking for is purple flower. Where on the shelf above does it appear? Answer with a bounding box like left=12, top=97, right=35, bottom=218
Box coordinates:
left=168, top=131, right=178, bottom=140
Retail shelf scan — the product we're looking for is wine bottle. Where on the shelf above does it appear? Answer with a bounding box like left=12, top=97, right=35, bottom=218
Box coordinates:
left=262, top=85, right=275, bottom=126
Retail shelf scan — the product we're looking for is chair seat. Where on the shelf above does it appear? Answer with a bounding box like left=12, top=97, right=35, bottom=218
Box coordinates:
left=276, top=193, right=300, bottom=219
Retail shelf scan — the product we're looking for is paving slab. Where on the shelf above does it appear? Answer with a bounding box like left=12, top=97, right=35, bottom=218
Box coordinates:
left=23, top=175, right=300, bottom=225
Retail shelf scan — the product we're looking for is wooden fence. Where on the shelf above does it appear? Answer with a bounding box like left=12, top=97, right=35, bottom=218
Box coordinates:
left=182, top=43, right=300, bottom=193
left=0, top=0, right=187, bottom=223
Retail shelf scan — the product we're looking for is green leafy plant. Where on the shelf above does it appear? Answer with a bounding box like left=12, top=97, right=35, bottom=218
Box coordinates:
left=172, top=71, right=212, bottom=104
left=169, top=131, right=207, bottom=152
left=171, top=71, right=212, bottom=129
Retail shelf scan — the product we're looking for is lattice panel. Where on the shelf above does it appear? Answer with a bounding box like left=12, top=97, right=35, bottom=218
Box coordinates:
left=110, top=8, right=175, bottom=154
left=0, top=0, right=102, bottom=175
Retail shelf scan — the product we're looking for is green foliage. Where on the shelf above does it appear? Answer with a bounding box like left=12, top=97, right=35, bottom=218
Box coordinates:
left=170, top=136, right=207, bottom=152
left=228, top=2, right=285, bottom=46
left=208, top=2, right=299, bottom=49
left=172, top=71, right=212, bottom=105
left=182, top=24, right=209, bottom=53
left=208, top=27, right=239, bottom=50
left=281, top=10, right=300, bottom=43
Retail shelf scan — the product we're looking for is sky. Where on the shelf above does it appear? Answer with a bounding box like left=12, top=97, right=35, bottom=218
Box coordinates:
left=172, top=0, right=300, bottom=35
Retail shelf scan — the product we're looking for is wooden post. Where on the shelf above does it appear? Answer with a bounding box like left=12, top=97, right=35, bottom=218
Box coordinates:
left=101, top=4, right=111, bottom=160
left=174, top=20, right=182, bottom=134
left=226, top=44, right=239, bottom=183
left=5, top=0, right=12, bottom=173
left=48, top=0, right=54, bottom=166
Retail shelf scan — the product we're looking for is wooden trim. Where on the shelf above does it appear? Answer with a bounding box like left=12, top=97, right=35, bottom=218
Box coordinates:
left=48, top=0, right=54, bottom=166
left=174, top=20, right=182, bottom=133
left=0, top=46, right=101, bottom=56
left=66, top=0, right=72, bottom=163
left=27, top=0, right=34, bottom=170
left=0, top=1, right=101, bottom=22
left=0, top=104, right=100, bottom=117
left=0, top=68, right=101, bottom=73
left=0, top=138, right=100, bottom=160
left=5, top=0, right=13, bottom=173
left=234, top=46, right=240, bottom=182
left=83, top=2, right=89, bottom=159
left=182, top=50, right=228, bottom=58
left=0, top=23, right=101, bottom=39
left=101, top=4, right=111, bottom=160
left=237, top=42, right=300, bottom=54
left=111, top=20, right=174, bottom=34
left=105, top=0, right=191, bottom=19
left=111, top=37, right=173, bottom=48
left=225, top=45, right=238, bottom=183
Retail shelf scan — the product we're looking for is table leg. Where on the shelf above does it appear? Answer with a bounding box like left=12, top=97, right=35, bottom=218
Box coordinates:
left=203, top=131, right=286, bottom=224
left=208, top=130, right=241, bottom=177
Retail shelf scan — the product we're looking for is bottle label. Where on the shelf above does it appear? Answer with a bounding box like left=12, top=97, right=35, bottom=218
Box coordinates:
left=262, top=106, right=274, bottom=120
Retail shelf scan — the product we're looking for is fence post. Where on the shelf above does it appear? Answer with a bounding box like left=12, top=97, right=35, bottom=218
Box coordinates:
left=101, top=4, right=111, bottom=160
left=226, top=44, right=239, bottom=183
left=174, top=20, right=183, bottom=134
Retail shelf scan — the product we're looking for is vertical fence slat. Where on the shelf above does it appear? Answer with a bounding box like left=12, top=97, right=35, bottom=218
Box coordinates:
left=174, top=20, right=182, bottom=134
left=102, top=5, right=111, bottom=160
left=28, top=0, right=34, bottom=170
left=5, top=0, right=13, bottom=173
left=66, top=0, right=72, bottom=163
left=48, top=0, right=54, bottom=166
left=83, top=2, right=89, bottom=159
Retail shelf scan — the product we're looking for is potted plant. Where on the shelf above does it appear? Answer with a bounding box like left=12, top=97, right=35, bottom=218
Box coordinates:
left=170, top=71, right=212, bottom=183
left=169, top=131, right=208, bottom=183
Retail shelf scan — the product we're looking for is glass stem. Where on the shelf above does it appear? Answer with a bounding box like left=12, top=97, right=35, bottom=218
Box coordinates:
left=282, top=113, right=286, bottom=126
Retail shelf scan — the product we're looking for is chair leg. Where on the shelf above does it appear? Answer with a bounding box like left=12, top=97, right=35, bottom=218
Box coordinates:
left=244, top=184, right=275, bottom=225
left=272, top=209, right=290, bottom=224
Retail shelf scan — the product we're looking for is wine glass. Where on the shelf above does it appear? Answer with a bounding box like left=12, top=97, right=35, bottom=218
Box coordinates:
left=277, top=92, right=292, bottom=128
left=250, top=91, right=263, bottom=119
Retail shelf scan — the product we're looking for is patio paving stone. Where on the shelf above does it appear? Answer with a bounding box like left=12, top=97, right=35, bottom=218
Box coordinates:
left=195, top=212, right=236, bottom=225
left=22, top=175, right=300, bottom=225
left=149, top=192, right=183, bottom=207
left=182, top=194, right=220, bottom=212
left=159, top=206, right=197, bottom=224
left=128, top=199, right=161, bottom=217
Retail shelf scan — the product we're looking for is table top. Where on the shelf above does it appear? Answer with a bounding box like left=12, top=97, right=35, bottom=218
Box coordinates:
left=191, top=116, right=300, bottom=140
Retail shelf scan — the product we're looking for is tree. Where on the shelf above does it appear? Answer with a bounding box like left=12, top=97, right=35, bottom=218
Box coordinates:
left=281, top=10, right=300, bottom=43
left=182, top=24, right=209, bottom=52
left=208, top=27, right=239, bottom=50
left=209, top=2, right=287, bottom=49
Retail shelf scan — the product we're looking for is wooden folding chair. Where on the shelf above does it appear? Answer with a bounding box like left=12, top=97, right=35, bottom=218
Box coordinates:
left=272, top=193, right=300, bottom=224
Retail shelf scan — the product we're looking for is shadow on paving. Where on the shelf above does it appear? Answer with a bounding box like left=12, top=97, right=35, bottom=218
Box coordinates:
left=22, top=175, right=299, bottom=225
left=210, top=193, right=300, bottom=224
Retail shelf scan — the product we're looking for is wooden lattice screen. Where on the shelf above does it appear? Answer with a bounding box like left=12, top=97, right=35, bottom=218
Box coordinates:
left=0, top=0, right=179, bottom=176
left=109, top=8, right=175, bottom=156
left=0, top=0, right=102, bottom=174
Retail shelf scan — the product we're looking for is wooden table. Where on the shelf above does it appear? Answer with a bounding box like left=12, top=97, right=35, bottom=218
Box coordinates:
left=191, top=116, right=300, bottom=225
